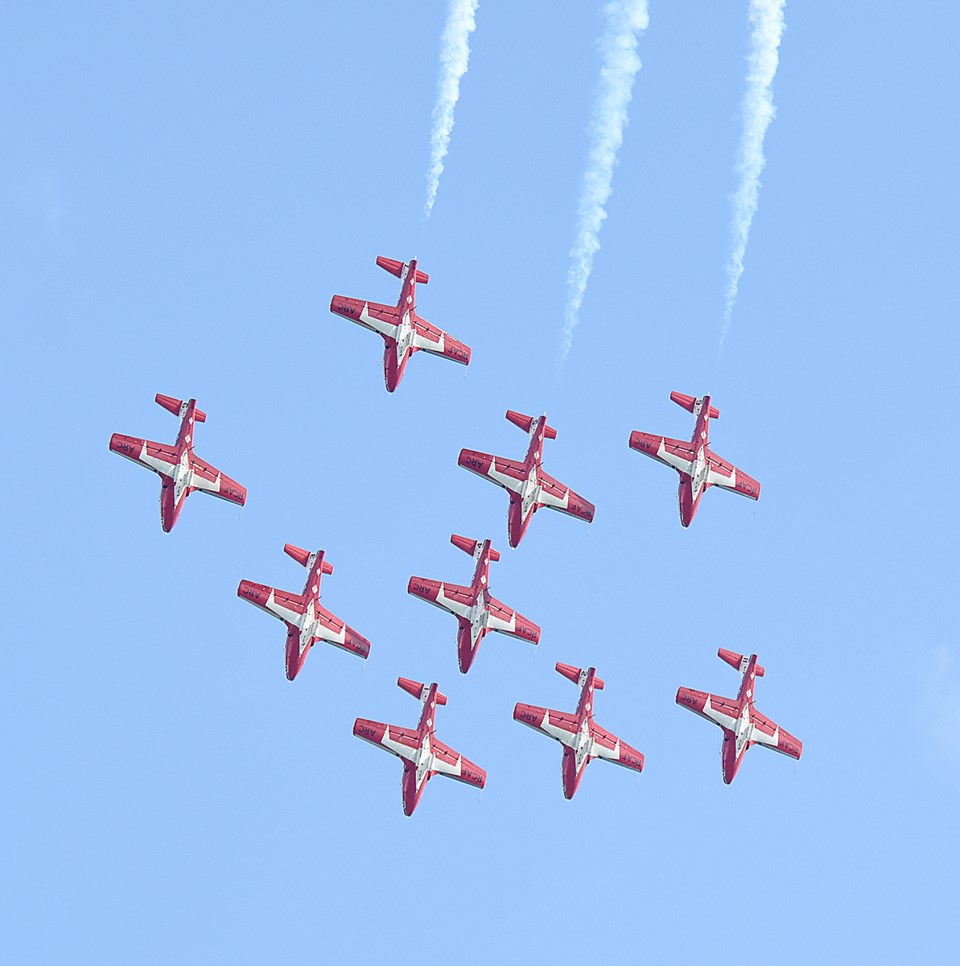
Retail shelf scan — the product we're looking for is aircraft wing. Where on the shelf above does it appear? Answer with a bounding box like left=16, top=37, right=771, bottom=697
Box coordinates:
left=486, top=596, right=540, bottom=643
left=705, top=450, right=761, bottom=500
left=411, top=313, right=471, bottom=366
left=590, top=720, right=645, bottom=773
left=750, top=708, right=802, bottom=760
left=189, top=454, right=247, bottom=506
left=354, top=719, right=419, bottom=761
left=430, top=738, right=486, bottom=788
left=536, top=470, right=596, bottom=522
left=676, top=687, right=740, bottom=730
left=459, top=449, right=528, bottom=493
left=514, top=703, right=579, bottom=748
left=110, top=434, right=178, bottom=477
left=237, top=580, right=305, bottom=626
left=316, top=604, right=371, bottom=659
left=330, top=297, right=401, bottom=340
left=408, top=577, right=474, bottom=620
left=630, top=431, right=695, bottom=475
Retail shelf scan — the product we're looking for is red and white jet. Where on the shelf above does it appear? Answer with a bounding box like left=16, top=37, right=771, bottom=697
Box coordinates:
left=458, top=411, right=595, bottom=548
left=237, top=543, right=370, bottom=681
left=354, top=678, right=486, bottom=816
left=676, top=649, right=802, bottom=784
left=329, top=256, right=471, bottom=392
left=109, top=393, right=246, bottom=532
left=514, top=663, right=644, bottom=799
left=407, top=534, right=540, bottom=674
left=629, top=391, right=760, bottom=527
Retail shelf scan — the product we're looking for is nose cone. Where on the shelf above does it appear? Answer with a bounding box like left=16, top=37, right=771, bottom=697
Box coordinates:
left=721, top=733, right=744, bottom=784
left=159, top=480, right=182, bottom=532
left=561, top=746, right=584, bottom=800
left=456, top=624, right=480, bottom=674
left=382, top=343, right=409, bottom=392
left=678, top=481, right=697, bottom=528
left=401, top=764, right=425, bottom=816
left=284, top=629, right=308, bottom=681
left=507, top=494, right=533, bottom=548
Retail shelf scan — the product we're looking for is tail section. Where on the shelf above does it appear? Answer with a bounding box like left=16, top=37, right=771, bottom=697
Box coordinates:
left=397, top=677, right=448, bottom=706
left=670, top=391, right=719, bottom=420
left=450, top=533, right=500, bottom=561
left=156, top=393, right=206, bottom=422
left=506, top=410, right=557, bottom=439
left=555, top=662, right=605, bottom=690
left=718, top=648, right=765, bottom=677
left=376, top=256, right=429, bottom=285
left=283, top=543, right=334, bottom=575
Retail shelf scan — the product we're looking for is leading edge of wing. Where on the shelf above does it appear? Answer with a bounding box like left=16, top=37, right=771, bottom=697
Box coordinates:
left=330, top=296, right=401, bottom=339
left=514, top=703, right=578, bottom=745
left=411, top=314, right=471, bottom=366
left=590, top=720, right=645, bottom=773
left=430, top=737, right=486, bottom=788
left=536, top=469, right=595, bottom=522
left=458, top=449, right=527, bottom=491
left=705, top=449, right=761, bottom=500
left=629, top=431, right=695, bottom=475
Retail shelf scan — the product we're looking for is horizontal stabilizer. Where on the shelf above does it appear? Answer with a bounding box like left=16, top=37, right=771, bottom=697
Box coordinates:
left=283, top=544, right=334, bottom=574
left=556, top=662, right=604, bottom=690
left=450, top=534, right=500, bottom=561
left=718, top=648, right=765, bottom=677
left=376, top=255, right=429, bottom=284
left=397, top=677, right=447, bottom=705
left=670, top=391, right=719, bottom=420
left=505, top=410, right=557, bottom=439
left=156, top=393, right=206, bottom=422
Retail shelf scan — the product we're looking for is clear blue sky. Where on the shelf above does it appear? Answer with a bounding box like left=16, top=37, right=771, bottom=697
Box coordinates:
left=2, top=2, right=957, bottom=962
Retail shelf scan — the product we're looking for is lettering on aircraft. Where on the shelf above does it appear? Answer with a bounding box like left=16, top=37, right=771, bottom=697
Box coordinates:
left=335, top=303, right=356, bottom=316
left=411, top=582, right=430, bottom=596
left=116, top=441, right=137, bottom=455
left=519, top=709, right=540, bottom=724
left=448, top=347, right=469, bottom=361
left=464, top=456, right=485, bottom=471
left=357, top=724, right=378, bottom=739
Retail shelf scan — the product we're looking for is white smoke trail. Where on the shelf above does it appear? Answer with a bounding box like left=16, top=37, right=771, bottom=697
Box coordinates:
left=559, top=0, right=649, bottom=368
left=719, top=0, right=786, bottom=348
left=424, top=0, right=479, bottom=219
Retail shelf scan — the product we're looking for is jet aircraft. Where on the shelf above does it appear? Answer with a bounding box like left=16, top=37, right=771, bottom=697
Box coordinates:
left=407, top=534, right=540, bottom=674
left=354, top=678, right=486, bottom=816
left=109, top=393, right=246, bottom=532
left=237, top=543, right=370, bottom=680
left=329, top=256, right=471, bottom=391
left=676, top=649, right=802, bottom=784
left=514, top=663, right=644, bottom=799
left=458, top=411, right=595, bottom=548
left=629, top=391, right=760, bottom=527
